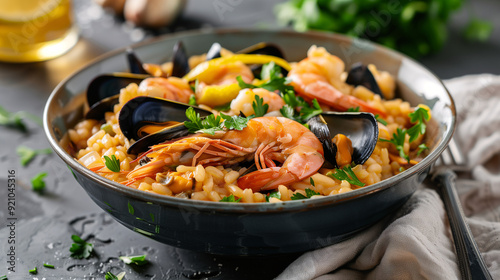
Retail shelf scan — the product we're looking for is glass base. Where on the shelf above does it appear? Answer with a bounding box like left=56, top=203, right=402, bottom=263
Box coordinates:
left=0, top=26, right=79, bottom=63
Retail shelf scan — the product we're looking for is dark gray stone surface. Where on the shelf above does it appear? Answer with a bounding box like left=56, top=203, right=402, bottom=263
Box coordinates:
left=0, top=0, right=498, bottom=279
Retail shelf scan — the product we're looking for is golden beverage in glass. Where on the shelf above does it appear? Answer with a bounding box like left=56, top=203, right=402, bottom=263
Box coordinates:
left=0, top=0, right=78, bottom=62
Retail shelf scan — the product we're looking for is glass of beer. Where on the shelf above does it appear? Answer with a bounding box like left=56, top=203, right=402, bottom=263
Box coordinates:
left=0, top=0, right=78, bottom=62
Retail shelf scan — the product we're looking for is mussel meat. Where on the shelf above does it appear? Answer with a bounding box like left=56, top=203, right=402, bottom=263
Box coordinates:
left=345, top=63, right=383, bottom=97
left=307, top=112, right=378, bottom=168
left=118, top=96, right=211, bottom=153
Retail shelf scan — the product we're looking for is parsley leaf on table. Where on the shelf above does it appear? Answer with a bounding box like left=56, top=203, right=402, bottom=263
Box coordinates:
left=16, top=146, right=52, bottom=166
left=104, top=155, right=120, bottom=172
left=220, top=194, right=242, bottom=202
left=119, top=254, right=148, bottom=266
left=327, top=166, right=365, bottom=187
left=31, top=172, right=48, bottom=192
left=105, top=271, right=125, bottom=280
left=69, top=234, right=93, bottom=259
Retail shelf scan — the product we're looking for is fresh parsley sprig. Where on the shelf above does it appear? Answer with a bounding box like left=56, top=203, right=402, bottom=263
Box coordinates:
left=327, top=166, right=365, bottom=187
left=417, top=143, right=429, bottom=157
left=69, top=234, right=94, bottom=259
left=380, top=128, right=409, bottom=162
left=252, top=95, right=269, bottom=117
left=407, top=106, right=430, bottom=142
left=119, top=254, right=148, bottom=266
left=291, top=188, right=321, bottom=200
left=104, top=155, right=120, bottom=172
left=220, top=194, right=242, bottom=202
left=236, top=62, right=293, bottom=94
left=184, top=107, right=251, bottom=135
left=266, top=191, right=281, bottom=202
left=279, top=90, right=322, bottom=123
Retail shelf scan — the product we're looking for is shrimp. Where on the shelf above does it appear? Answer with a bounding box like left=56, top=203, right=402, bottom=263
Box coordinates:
left=288, top=46, right=387, bottom=117
left=230, top=88, right=285, bottom=116
left=126, top=117, right=324, bottom=192
left=137, top=77, right=193, bottom=104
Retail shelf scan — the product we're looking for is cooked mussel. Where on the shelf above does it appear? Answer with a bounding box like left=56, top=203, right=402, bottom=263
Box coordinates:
left=126, top=48, right=149, bottom=75
left=118, top=96, right=211, bottom=153
left=345, top=63, right=383, bottom=97
left=307, top=112, right=378, bottom=168
left=86, top=73, right=148, bottom=109
left=171, top=41, right=190, bottom=77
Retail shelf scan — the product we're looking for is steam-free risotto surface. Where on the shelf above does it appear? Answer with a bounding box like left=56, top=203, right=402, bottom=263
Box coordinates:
left=69, top=45, right=430, bottom=203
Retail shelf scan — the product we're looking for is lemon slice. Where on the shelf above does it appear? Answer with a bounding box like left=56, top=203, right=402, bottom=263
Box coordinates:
left=0, top=0, right=61, bottom=22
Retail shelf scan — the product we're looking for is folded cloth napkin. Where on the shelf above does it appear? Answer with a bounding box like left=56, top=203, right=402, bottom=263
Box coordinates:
left=276, top=74, right=500, bottom=280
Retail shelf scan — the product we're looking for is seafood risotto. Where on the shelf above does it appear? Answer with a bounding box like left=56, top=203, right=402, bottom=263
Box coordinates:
left=69, top=43, right=431, bottom=203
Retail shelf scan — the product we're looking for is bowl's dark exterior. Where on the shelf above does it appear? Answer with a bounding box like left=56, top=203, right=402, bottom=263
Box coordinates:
left=45, top=29, right=455, bottom=255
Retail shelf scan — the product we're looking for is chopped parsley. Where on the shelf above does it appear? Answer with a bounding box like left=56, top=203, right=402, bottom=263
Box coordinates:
left=69, top=234, right=94, bottom=259
left=380, top=128, right=409, bottom=162
left=220, top=194, right=242, bottom=203
left=260, top=61, right=282, bottom=81
left=280, top=90, right=322, bottom=123
left=327, top=166, right=365, bottom=187
left=252, top=95, right=269, bottom=117
left=188, top=94, right=198, bottom=106
left=236, top=63, right=294, bottom=94
left=29, top=267, right=37, bottom=274
left=417, top=143, right=429, bottom=157
left=104, top=155, right=120, bottom=172
left=119, top=254, right=148, bottom=266
left=43, top=263, right=55, bottom=269
left=16, top=146, right=52, bottom=166
left=291, top=188, right=321, bottom=200
left=0, top=275, right=7, bottom=280
left=31, top=172, right=48, bottom=192
left=105, top=271, right=125, bottom=280
left=184, top=107, right=251, bottom=135
left=347, top=107, right=360, bottom=112
left=266, top=191, right=281, bottom=202
left=309, top=177, right=316, bottom=187
left=407, top=106, right=430, bottom=142
left=375, top=114, right=388, bottom=126
left=221, top=114, right=251, bottom=131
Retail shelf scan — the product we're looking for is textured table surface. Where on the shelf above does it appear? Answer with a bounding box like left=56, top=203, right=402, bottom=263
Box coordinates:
left=0, top=0, right=499, bottom=279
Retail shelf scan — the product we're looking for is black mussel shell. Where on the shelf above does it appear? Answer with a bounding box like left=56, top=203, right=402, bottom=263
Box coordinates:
left=346, top=63, right=383, bottom=97
left=86, top=73, right=148, bottom=108
left=127, top=123, right=191, bottom=155
left=237, top=42, right=287, bottom=78
left=126, top=48, right=149, bottom=75
left=85, top=95, right=119, bottom=120
left=118, top=96, right=211, bottom=142
left=307, top=112, right=379, bottom=167
left=171, top=41, right=190, bottom=77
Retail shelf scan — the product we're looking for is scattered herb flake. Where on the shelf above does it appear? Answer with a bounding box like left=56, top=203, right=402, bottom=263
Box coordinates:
left=380, top=128, right=409, bottom=163
left=266, top=191, right=281, bottom=202
left=128, top=202, right=134, bottom=215
left=252, top=95, right=269, bottom=117
left=309, top=177, right=315, bottom=187
left=0, top=275, right=7, bottom=280
left=280, top=90, right=322, bottom=123
left=16, top=146, right=52, bottom=166
left=104, top=155, right=120, bottom=172
left=31, top=172, right=48, bottom=192
left=347, top=107, right=360, bottom=112
left=291, top=188, right=320, bottom=200
left=375, top=114, right=388, bottom=126
left=43, top=263, right=55, bottom=269
left=328, top=166, right=365, bottom=187
left=29, top=267, right=37, bottom=274
left=417, top=143, right=429, bottom=157
left=260, top=61, right=282, bottom=80
left=119, top=254, right=148, bottom=266
left=105, top=271, right=125, bottom=280
left=0, top=106, right=27, bottom=132
left=220, top=194, right=242, bottom=203
left=69, top=234, right=94, bottom=259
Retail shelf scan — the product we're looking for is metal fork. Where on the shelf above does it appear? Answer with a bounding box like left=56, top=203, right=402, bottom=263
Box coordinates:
left=431, top=137, right=493, bottom=280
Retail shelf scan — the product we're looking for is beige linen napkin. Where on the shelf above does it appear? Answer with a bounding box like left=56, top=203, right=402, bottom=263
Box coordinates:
left=276, top=74, right=500, bottom=280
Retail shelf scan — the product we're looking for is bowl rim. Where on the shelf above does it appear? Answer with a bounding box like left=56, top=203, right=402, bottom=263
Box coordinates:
left=44, top=27, right=456, bottom=213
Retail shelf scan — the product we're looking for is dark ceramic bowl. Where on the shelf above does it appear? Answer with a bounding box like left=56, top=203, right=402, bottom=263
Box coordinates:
left=44, top=29, right=455, bottom=255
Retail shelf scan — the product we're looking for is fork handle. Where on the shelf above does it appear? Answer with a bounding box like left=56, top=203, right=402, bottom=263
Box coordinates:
left=433, top=169, right=493, bottom=280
